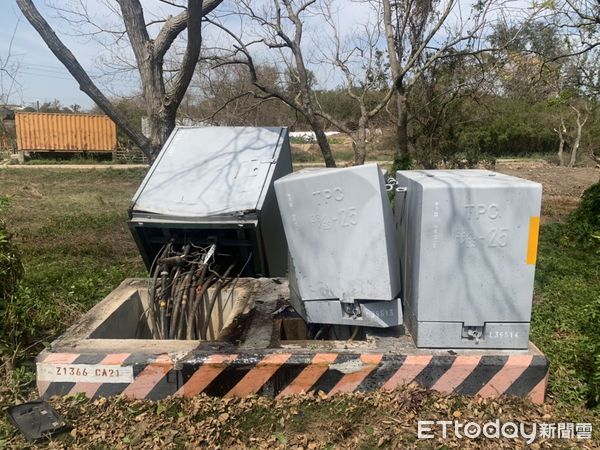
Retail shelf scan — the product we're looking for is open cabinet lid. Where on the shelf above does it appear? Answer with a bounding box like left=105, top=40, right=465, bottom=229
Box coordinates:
left=130, top=126, right=288, bottom=220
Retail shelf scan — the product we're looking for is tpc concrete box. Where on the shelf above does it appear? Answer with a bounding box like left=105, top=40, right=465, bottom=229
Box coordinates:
left=274, top=164, right=402, bottom=328
left=395, top=170, right=542, bottom=349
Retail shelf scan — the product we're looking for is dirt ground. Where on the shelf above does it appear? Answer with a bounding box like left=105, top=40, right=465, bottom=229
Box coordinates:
left=495, top=160, right=599, bottom=222
left=292, top=157, right=599, bottom=222
left=19, top=386, right=599, bottom=449
left=2, top=158, right=597, bottom=224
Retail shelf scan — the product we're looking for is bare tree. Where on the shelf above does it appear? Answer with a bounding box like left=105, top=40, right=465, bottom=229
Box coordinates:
left=552, top=103, right=589, bottom=167
left=568, top=105, right=588, bottom=167
left=210, top=0, right=337, bottom=167
left=0, top=15, right=22, bottom=105
left=554, top=118, right=567, bottom=166
left=544, top=1, right=600, bottom=95
left=314, top=0, right=394, bottom=165
left=16, top=0, right=222, bottom=159
left=487, top=20, right=565, bottom=102
left=553, top=1, right=600, bottom=55
left=192, top=62, right=293, bottom=126
left=381, top=0, right=505, bottom=166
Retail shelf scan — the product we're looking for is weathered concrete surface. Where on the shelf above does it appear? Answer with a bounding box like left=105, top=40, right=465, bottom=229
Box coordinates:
left=37, top=278, right=548, bottom=403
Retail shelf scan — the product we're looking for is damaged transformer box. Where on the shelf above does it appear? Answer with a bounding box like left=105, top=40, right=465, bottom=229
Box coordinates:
left=128, top=126, right=292, bottom=277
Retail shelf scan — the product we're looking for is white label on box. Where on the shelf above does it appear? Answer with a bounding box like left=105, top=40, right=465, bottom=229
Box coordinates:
left=37, top=363, right=134, bottom=383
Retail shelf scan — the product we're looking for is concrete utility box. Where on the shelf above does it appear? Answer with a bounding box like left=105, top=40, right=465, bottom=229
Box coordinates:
left=275, top=164, right=402, bottom=327
left=129, top=126, right=292, bottom=277
left=395, top=170, right=542, bottom=349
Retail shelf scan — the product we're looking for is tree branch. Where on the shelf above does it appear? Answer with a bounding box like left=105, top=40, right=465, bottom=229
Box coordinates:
left=165, top=0, right=204, bottom=110
left=16, top=0, right=152, bottom=156
left=199, top=90, right=253, bottom=123
left=154, top=0, right=222, bottom=59
left=116, top=0, right=152, bottom=69
left=205, top=18, right=297, bottom=108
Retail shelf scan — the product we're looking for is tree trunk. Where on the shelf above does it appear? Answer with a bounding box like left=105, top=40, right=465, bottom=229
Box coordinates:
left=557, top=132, right=565, bottom=166
left=395, top=89, right=410, bottom=167
left=309, top=119, right=336, bottom=168
left=569, top=108, right=587, bottom=168
left=19, top=0, right=216, bottom=162
left=139, top=64, right=170, bottom=158
left=147, top=109, right=176, bottom=157
left=382, top=0, right=408, bottom=167
left=16, top=0, right=153, bottom=157
left=569, top=134, right=580, bottom=167
left=353, top=116, right=368, bottom=165
left=557, top=137, right=564, bottom=166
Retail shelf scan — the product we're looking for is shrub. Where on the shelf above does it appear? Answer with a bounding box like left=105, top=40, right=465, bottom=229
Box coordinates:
left=532, top=184, right=600, bottom=407
left=0, top=197, right=22, bottom=302
left=0, top=196, right=27, bottom=356
left=568, top=182, right=600, bottom=245
left=391, top=154, right=413, bottom=173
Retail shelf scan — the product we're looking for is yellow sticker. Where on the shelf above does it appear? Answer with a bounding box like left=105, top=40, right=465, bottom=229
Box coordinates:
left=526, top=216, right=540, bottom=265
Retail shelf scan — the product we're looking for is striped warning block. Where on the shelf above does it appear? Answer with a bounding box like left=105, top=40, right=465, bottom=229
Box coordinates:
left=37, top=351, right=548, bottom=403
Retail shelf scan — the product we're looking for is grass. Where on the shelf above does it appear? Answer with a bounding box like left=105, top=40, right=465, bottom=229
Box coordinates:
left=19, top=158, right=114, bottom=165
left=4, top=153, right=147, bottom=165
left=0, top=165, right=599, bottom=446
left=8, top=154, right=115, bottom=165
left=532, top=224, right=600, bottom=405
left=291, top=147, right=394, bottom=164
left=531, top=183, right=600, bottom=407
left=0, top=168, right=146, bottom=363
left=290, top=133, right=396, bottom=165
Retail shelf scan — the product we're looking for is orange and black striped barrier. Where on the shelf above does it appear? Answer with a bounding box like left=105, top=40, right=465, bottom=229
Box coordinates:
left=36, top=349, right=548, bottom=403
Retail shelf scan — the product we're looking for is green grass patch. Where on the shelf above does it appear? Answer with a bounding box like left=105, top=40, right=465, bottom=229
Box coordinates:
left=291, top=148, right=393, bottom=164
left=0, top=169, right=146, bottom=364
left=236, top=405, right=280, bottom=434
left=531, top=182, right=600, bottom=407
left=0, top=197, right=23, bottom=303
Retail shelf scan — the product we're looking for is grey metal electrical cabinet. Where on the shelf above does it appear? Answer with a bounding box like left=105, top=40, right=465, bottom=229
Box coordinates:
left=275, top=164, right=403, bottom=328
left=395, top=170, right=542, bottom=349
left=128, top=126, right=292, bottom=277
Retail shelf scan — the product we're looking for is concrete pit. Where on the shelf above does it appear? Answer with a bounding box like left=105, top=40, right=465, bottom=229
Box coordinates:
left=37, top=278, right=548, bottom=403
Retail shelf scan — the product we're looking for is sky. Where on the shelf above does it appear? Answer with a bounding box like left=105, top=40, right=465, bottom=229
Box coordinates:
left=0, top=0, right=531, bottom=111
left=1, top=2, right=99, bottom=108
left=0, top=0, right=386, bottom=110
left=0, top=1, right=182, bottom=109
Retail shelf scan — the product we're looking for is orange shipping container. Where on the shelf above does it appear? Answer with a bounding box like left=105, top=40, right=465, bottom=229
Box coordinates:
left=15, top=112, right=117, bottom=152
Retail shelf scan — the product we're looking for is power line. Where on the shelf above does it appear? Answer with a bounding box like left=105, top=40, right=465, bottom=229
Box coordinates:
left=19, top=70, right=73, bottom=81
left=22, top=63, right=70, bottom=75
